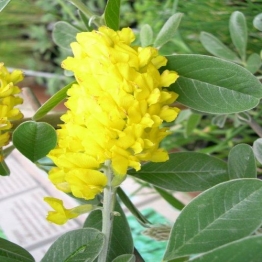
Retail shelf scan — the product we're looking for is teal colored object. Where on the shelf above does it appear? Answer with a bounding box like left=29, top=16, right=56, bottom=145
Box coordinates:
left=127, top=208, right=169, bottom=261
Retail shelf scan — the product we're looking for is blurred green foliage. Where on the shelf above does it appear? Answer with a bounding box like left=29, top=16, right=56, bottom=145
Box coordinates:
left=176, top=0, right=262, bottom=54
left=0, top=0, right=43, bottom=68
left=162, top=108, right=260, bottom=159
left=1, top=0, right=262, bottom=69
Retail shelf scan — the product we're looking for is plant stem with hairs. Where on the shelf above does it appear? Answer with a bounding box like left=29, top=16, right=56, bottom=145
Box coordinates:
left=98, top=160, right=117, bottom=262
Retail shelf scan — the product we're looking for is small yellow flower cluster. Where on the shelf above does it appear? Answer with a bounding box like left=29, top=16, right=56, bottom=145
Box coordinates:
left=0, top=63, right=23, bottom=161
left=48, top=27, right=179, bottom=201
left=44, top=197, right=79, bottom=225
left=44, top=197, right=95, bottom=225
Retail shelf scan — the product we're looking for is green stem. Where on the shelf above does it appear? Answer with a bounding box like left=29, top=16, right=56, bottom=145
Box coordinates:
left=69, top=0, right=103, bottom=27
left=117, top=187, right=151, bottom=227
left=72, top=204, right=102, bottom=215
left=248, top=117, right=262, bottom=138
left=57, top=0, right=79, bottom=23
left=11, top=113, right=64, bottom=130
left=98, top=160, right=116, bottom=262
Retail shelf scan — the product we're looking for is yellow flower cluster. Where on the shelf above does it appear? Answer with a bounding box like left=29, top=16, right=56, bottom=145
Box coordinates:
left=48, top=27, right=179, bottom=201
left=0, top=63, right=23, bottom=160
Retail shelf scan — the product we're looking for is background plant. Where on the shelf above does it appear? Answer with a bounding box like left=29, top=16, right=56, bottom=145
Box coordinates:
left=1, top=0, right=262, bottom=261
left=2, top=0, right=261, bottom=72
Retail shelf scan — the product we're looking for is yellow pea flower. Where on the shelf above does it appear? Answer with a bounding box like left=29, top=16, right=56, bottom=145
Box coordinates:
left=0, top=63, right=23, bottom=161
left=47, top=26, right=180, bottom=205
left=44, top=197, right=94, bottom=225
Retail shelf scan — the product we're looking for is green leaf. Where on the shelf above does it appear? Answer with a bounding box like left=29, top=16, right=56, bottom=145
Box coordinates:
left=117, top=187, right=151, bottom=226
left=228, top=144, right=257, bottom=179
left=246, top=53, right=261, bottom=74
left=236, top=111, right=251, bottom=123
left=229, top=11, right=247, bottom=61
left=154, top=13, right=183, bottom=48
left=12, top=121, right=57, bottom=162
left=166, top=54, right=262, bottom=114
left=41, top=228, right=104, bottom=262
left=33, top=81, right=75, bottom=120
left=166, top=257, right=189, bottom=262
left=211, top=114, right=227, bottom=128
left=253, top=13, right=262, bottom=31
left=0, top=238, right=35, bottom=262
left=253, top=138, right=262, bottom=165
left=140, top=24, right=153, bottom=47
left=129, top=152, right=229, bottom=192
left=185, top=113, right=201, bottom=137
left=0, top=0, right=11, bottom=12
left=2, top=145, right=15, bottom=159
left=190, top=235, right=262, bottom=262
left=164, top=179, right=262, bottom=260
left=104, top=0, right=121, bottom=31
left=83, top=208, right=102, bottom=228
left=154, top=187, right=185, bottom=210
left=78, top=10, right=91, bottom=31
left=52, top=21, right=79, bottom=50
left=0, top=159, right=10, bottom=176
left=112, top=254, right=136, bottom=262
left=200, top=32, right=241, bottom=63
left=175, top=109, right=192, bottom=124
left=84, top=199, right=134, bottom=262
